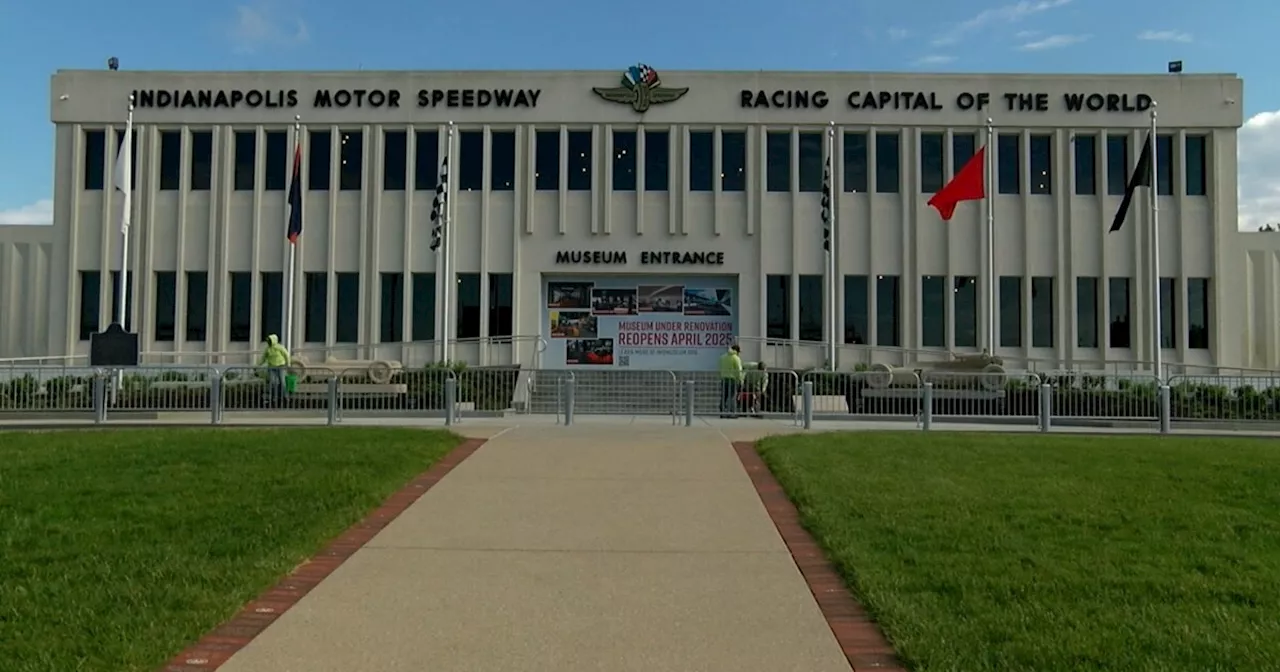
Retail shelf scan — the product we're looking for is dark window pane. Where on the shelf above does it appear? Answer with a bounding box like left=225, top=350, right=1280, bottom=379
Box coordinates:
left=1029, top=134, right=1052, bottom=195
left=843, top=132, right=868, bottom=193
left=308, top=130, right=331, bottom=191
left=1108, top=277, right=1131, bottom=348
left=999, top=276, right=1022, bottom=347
left=264, top=131, right=287, bottom=191
left=234, top=131, right=256, bottom=191
left=1073, top=135, right=1096, bottom=195
left=1106, top=135, right=1128, bottom=196
left=799, top=275, right=823, bottom=341
left=1159, top=277, right=1177, bottom=349
left=997, top=133, right=1020, bottom=195
left=154, top=272, right=177, bottom=341
left=335, top=273, right=359, bottom=343
left=491, top=130, right=516, bottom=191
left=766, top=275, right=790, bottom=340
left=78, top=270, right=101, bottom=340
left=954, top=276, right=978, bottom=347
left=411, top=273, right=436, bottom=341
left=689, top=131, right=713, bottom=192
left=567, top=130, right=592, bottom=191
left=766, top=132, right=790, bottom=192
left=457, top=273, right=482, bottom=339
left=1031, top=276, right=1054, bottom=348
left=843, top=275, right=868, bottom=344
left=488, top=273, right=514, bottom=337
left=920, top=133, right=944, bottom=194
left=921, top=275, right=946, bottom=347
left=305, top=272, right=327, bottom=343
left=644, top=130, right=669, bottom=191
left=160, top=131, right=182, bottom=191
left=1188, top=278, right=1210, bottom=349
left=875, top=133, right=900, bottom=194
left=459, top=130, right=484, bottom=191
left=185, top=272, right=208, bottom=341
left=1076, top=277, right=1098, bottom=348
left=339, top=130, right=363, bottom=191
left=535, top=130, right=560, bottom=191
left=380, top=273, right=404, bottom=343
left=84, top=130, right=105, bottom=190
left=798, top=132, right=824, bottom=192
left=414, top=130, right=439, bottom=191
left=383, top=130, right=407, bottom=191
left=1185, top=135, right=1207, bottom=196
left=721, top=131, right=746, bottom=192
left=611, top=130, right=636, bottom=191
left=1156, top=134, right=1174, bottom=196
left=260, top=272, right=283, bottom=342
left=190, top=131, right=213, bottom=191
left=952, top=133, right=976, bottom=175
left=228, top=272, right=251, bottom=342
left=876, top=275, right=901, bottom=346
left=109, top=270, right=134, bottom=332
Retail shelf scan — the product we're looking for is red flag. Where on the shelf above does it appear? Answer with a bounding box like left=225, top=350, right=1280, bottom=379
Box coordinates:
left=927, top=145, right=986, bottom=221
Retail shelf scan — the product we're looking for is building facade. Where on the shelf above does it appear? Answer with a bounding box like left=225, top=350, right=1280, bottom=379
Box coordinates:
left=1, top=66, right=1276, bottom=372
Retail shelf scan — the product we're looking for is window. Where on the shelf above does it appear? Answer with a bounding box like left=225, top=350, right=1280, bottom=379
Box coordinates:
left=383, top=130, right=407, bottom=191
left=997, top=133, right=1020, bottom=195
left=304, top=272, right=327, bottom=343
left=335, top=273, right=359, bottom=343
left=457, top=273, right=481, bottom=339
left=1029, top=134, right=1052, bottom=195
left=154, top=271, right=177, bottom=341
left=459, top=130, right=484, bottom=191
left=952, top=133, right=976, bottom=175
left=84, top=130, right=106, bottom=190
left=380, top=273, right=404, bottom=343
left=843, top=131, right=868, bottom=193
left=876, top=275, right=901, bottom=346
left=844, top=275, right=868, bottom=344
left=1185, top=135, right=1207, bottom=196
left=1156, top=134, right=1174, bottom=196
left=260, top=272, right=283, bottom=342
left=1073, top=135, right=1097, bottom=195
left=228, top=272, right=251, bottom=342
left=921, top=275, right=946, bottom=347
left=766, top=275, right=790, bottom=340
left=115, top=129, right=138, bottom=188
left=999, top=276, right=1022, bottom=347
left=1159, top=277, right=1177, bottom=349
left=411, top=272, right=435, bottom=341
left=535, top=130, right=560, bottom=191
left=611, top=130, right=636, bottom=191
left=875, top=132, right=900, bottom=194
left=1188, top=278, right=1210, bottom=349
left=309, top=130, right=331, bottom=191
left=920, top=132, right=944, bottom=194
left=1076, top=277, right=1099, bottom=348
left=264, top=131, right=287, bottom=191
left=185, top=271, right=208, bottom=341
left=954, top=276, right=978, bottom=348
left=234, top=131, right=256, bottom=191
left=1031, top=277, right=1054, bottom=348
left=689, top=131, right=713, bottom=192
left=160, top=131, right=182, bottom=191
left=766, top=132, right=791, bottom=192
left=644, top=130, right=669, bottom=191
left=1107, top=277, right=1132, bottom=348
left=414, top=130, right=440, bottom=191
left=567, top=130, right=592, bottom=191
left=338, top=130, right=363, bottom=191
left=191, top=131, right=213, bottom=191
left=721, top=131, right=746, bottom=192
left=488, top=273, right=514, bottom=337
left=798, top=132, right=824, bottom=192
left=491, top=130, right=516, bottom=191
left=78, top=271, right=101, bottom=339
left=109, top=270, right=134, bottom=332
left=1106, top=135, right=1129, bottom=196
left=799, top=275, right=823, bottom=341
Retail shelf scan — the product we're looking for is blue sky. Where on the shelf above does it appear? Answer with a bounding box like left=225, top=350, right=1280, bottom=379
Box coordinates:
left=2, top=0, right=1278, bottom=227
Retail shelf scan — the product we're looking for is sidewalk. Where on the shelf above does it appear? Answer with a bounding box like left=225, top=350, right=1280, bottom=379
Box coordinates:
left=205, top=425, right=854, bottom=672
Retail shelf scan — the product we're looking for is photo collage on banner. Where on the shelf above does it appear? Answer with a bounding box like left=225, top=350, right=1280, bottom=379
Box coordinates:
left=544, top=276, right=738, bottom=371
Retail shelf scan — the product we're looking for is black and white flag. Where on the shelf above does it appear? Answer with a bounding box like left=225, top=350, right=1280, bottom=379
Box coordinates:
left=429, top=156, right=449, bottom=252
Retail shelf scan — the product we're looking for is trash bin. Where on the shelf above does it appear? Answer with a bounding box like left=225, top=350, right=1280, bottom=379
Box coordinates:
left=285, top=374, right=298, bottom=394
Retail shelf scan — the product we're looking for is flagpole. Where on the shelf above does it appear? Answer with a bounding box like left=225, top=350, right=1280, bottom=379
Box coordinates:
left=1149, top=102, right=1161, bottom=381
left=284, top=115, right=300, bottom=352
left=826, top=121, right=837, bottom=371
left=440, top=121, right=456, bottom=363
left=985, top=117, right=995, bottom=355
left=116, top=95, right=135, bottom=329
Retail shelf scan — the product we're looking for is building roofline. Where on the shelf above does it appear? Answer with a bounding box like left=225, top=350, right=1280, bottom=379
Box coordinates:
left=51, top=68, right=1242, bottom=79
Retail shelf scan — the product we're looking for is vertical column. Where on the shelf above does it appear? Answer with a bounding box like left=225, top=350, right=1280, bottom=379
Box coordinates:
left=636, top=124, right=646, bottom=235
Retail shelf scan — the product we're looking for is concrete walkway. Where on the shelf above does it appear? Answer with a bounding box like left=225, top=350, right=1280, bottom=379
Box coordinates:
left=214, top=425, right=852, bottom=672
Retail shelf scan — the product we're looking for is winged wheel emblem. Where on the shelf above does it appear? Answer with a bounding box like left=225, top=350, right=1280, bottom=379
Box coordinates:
left=592, top=63, right=688, bottom=113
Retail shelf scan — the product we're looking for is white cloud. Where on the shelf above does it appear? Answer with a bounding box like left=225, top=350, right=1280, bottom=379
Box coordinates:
left=1015, top=30, right=1041, bottom=39
left=1239, top=109, right=1280, bottom=231
left=1137, top=29, right=1193, bottom=43
left=913, top=55, right=957, bottom=66
left=887, top=27, right=909, bottom=41
left=227, top=2, right=309, bottom=54
left=1018, top=33, right=1090, bottom=50
left=932, top=0, right=1071, bottom=46
left=0, top=199, right=52, bottom=226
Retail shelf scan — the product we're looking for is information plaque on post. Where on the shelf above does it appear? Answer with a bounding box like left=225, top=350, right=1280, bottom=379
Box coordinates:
left=89, top=323, right=140, bottom=367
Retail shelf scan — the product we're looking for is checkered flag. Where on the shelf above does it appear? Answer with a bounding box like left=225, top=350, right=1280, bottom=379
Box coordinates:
left=429, top=156, right=448, bottom=252
left=820, top=154, right=832, bottom=253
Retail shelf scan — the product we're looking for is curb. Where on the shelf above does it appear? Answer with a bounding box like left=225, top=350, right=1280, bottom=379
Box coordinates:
left=158, top=437, right=488, bottom=671
left=732, top=441, right=908, bottom=672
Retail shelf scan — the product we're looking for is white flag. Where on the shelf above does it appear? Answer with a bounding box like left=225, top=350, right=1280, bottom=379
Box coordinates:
left=114, top=120, right=133, bottom=234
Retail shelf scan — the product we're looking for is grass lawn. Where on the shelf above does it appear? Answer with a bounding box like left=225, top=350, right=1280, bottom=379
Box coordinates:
left=758, top=431, right=1280, bottom=672
left=0, top=427, right=461, bottom=672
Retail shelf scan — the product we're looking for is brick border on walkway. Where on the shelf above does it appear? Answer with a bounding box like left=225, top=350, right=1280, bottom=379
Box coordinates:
left=733, top=441, right=908, bottom=672
left=158, top=437, right=488, bottom=672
